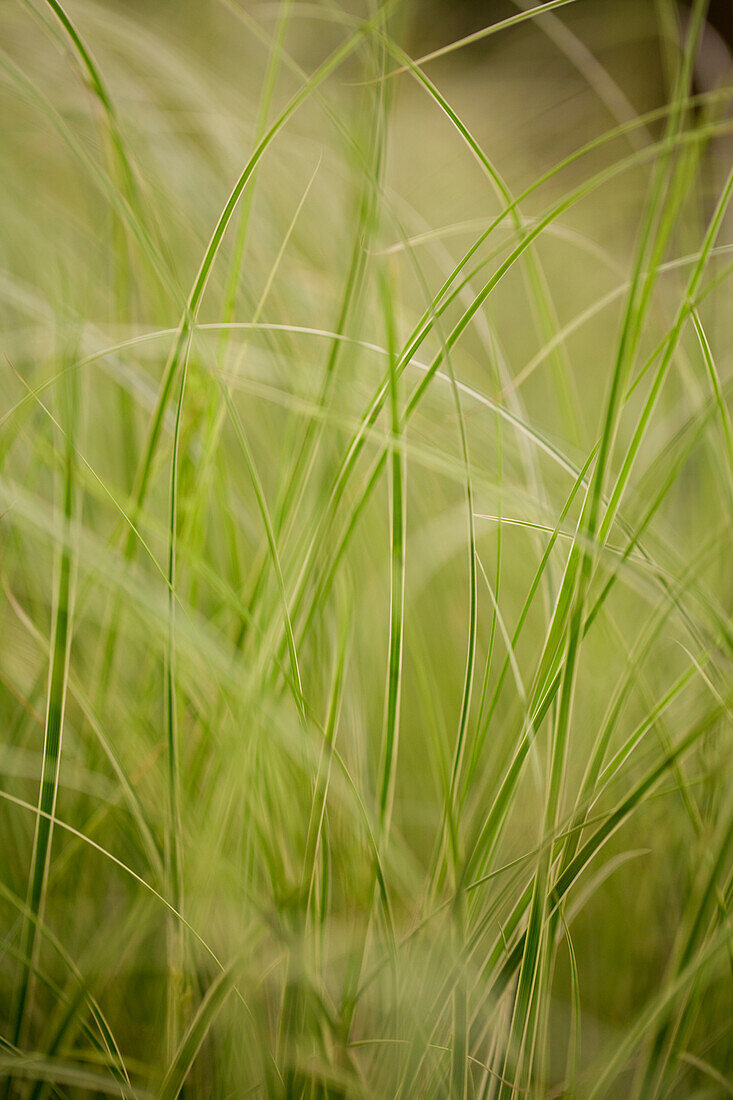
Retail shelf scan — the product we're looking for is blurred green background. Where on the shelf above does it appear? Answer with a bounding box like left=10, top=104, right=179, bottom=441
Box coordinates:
left=1, top=1, right=731, bottom=1096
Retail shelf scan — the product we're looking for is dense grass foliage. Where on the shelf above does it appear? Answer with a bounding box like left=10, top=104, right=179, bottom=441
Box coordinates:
left=1, top=0, right=732, bottom=1095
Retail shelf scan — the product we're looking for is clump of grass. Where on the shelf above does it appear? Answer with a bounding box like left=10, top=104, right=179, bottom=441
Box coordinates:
left=1, top=0, right=731, bottom=1096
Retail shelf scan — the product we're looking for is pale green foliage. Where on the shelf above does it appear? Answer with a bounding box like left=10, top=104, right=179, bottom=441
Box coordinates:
left=0, top=0, right=731, bottom=1096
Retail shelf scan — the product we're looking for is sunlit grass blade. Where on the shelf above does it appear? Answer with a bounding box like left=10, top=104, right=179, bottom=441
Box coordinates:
left=377, top=266, right=406, bottom=839
left=6, top=366, right=77, bottom=1074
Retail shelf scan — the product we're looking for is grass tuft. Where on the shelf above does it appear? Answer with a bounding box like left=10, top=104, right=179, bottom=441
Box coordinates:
left=1, top=0, right=731, bottom=1096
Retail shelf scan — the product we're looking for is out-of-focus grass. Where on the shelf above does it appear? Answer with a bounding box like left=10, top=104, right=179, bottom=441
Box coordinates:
left=0, top=0, right=731, bottom=1096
